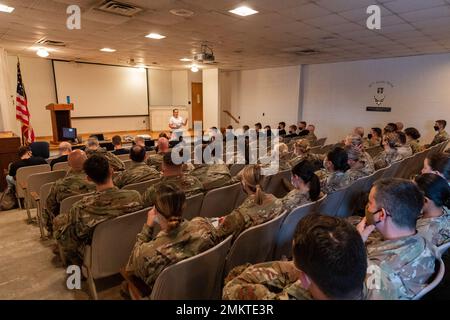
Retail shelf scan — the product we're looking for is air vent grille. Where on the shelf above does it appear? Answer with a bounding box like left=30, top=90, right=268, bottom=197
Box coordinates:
left=97, top=0, right=142, bottom=17
left=36, top=39, right=66, bottom=47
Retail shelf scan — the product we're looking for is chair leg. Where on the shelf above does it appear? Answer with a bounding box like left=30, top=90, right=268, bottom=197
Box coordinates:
left=86, top=267, right=99, bottom=300
left=36, top=201, right=46, bottom=240
left=24, top=195, right=32, bottom=222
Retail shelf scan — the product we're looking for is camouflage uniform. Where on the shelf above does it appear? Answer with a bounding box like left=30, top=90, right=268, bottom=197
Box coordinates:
left=289, top=153, right=324, bottom=168
left=361, top=151, right=375, bottom=175
left=346, top=167, right=367, bottom=183
left=278, top=153, right=296, bottom=171
left=53, top=187, right=143, bottom=264
left=305, top=132, right=317, bottom=145
left=373, top=149, right=402, bottom=170
left=364, top=137, right=382, bottom=149
left=217, top=194, right=283, bottom=240
left=397, top=145, right=413, bottom=159
left=408, top=139, right=424, bottom=154
left=320, top=171, right=352, bottom=194
left=86, top=148, right=125, bottom=171
left=429, top=130, right=449, bottom=147
left=281, top=189, right=312, bottom=213
left=223, top=261, right=312, bottom=300
left=142, top=175, right=203, bottom=208
left=113, top=161, right=160, bottom=188
left=365, top=234, right=436, bottom=300
left=417, top=211, right=450, bottom=247
left=189, top=164, right=232, bottom=191
left=126, top=217, right=219, bottom=292
left=44, top=170, right=96, bottom=232
left=146, top=153, right=164, bottom=171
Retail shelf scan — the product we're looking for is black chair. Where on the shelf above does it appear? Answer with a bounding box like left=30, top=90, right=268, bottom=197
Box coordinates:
left=30, top=141, right=50, bottom=159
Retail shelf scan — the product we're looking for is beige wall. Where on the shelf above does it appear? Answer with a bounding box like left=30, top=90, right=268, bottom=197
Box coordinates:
left=203, top=69, right=220, bottom=129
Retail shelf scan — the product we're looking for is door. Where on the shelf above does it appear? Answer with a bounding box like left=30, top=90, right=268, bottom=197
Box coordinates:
left=191, top=82, right=203, bottom=129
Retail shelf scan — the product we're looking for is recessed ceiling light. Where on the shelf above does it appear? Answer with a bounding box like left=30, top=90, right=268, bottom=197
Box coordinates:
left=180, top=58, right=192, bottom=62
left=190, top=65, right=199, bottom=72
left=100, top=48, right=116, bottom=52
left=0, top=4, right=14, bottom=13
left=36, top=48, right=49, bottom=58
left=229, top=6, right=258, bottom=17
left=170, top=9, right=194, bottom=17
left=145, top=33, right=166, bottom=40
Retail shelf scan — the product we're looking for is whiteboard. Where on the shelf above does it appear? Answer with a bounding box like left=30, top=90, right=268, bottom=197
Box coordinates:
left=53, top=61, right=148, bottom=117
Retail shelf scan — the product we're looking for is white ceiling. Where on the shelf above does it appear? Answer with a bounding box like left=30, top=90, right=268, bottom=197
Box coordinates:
left=1, top=0, right=450, bottom=70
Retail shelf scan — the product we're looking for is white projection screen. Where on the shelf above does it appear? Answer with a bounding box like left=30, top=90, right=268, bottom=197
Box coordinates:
left=53, top=61, right=148, bottom=117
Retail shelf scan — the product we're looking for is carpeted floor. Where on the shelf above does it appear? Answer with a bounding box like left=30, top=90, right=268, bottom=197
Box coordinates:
left=0, top=208, right=122, bottom=300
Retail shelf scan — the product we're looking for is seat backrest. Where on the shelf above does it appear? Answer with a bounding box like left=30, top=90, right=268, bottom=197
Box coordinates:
left=53, top=161, right=70, bottom=172
left=116, top=154, right=130, bottom=161
left=30, top=141, right=50, bottom=159
left=316, top=137, right=327, bottom=147
left=413, top=257, right=445, bottom=300
left=200, top=183, right=242, bottom=218
left=182, top=193, right=204, bottom=220
left=337, top=176, right=370, bottom=217
left=150, top=235, right=233, bottom=300
left=438, top=141, right=449, bottom=153
left=437, top=242, right=450, bottom=258
left=229, top=163, right=245, bottom=176
left=89, top=207, right=149, bottom=279
left=318, top=187, right=348, bottom=217
left=39, top=182, right=54, bottom=212
left=224, top=210, right=287, bottom=275
left=273, top=200, right=322, bottom=260
left=59, top=192, right=94, bottom=215
left=27, top=170, right=67, bottom=196
left=264, top=169, right=292, bottom=198
left=122, top=178, right=160, bottom=194
left=16, top=164, right=51, bottom=198
left=381, top=161, right=402, bottom=179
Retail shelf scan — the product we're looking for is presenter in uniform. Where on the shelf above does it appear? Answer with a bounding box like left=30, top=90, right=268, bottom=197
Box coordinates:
left=168, top=108, right=188, bottom=141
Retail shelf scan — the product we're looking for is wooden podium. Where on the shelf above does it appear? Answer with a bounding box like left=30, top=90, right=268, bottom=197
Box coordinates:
left=0, top=132, right=21, bottom=191
left=46, top=103, right=74, bottom=144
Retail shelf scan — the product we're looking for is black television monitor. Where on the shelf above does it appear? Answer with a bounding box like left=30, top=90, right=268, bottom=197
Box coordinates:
left=62, top=127, right=77, bottom=141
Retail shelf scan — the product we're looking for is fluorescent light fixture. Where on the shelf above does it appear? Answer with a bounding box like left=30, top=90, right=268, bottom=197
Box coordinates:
left=180, top=58, right=192, bottom=62
left=0, top=4, right=14, bottom=13
left=145, top=33, right=166, bottom=39
left=190, top=65, right=199, bottom=72
left=229, top=6, right=258, bottom=16
left=36, top=48, right=49, bottom=58
left=100, top=47, right=116, bottom=52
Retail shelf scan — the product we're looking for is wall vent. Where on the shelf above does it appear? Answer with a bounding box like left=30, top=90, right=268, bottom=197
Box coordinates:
left=96, top=0, right=142, bottom=17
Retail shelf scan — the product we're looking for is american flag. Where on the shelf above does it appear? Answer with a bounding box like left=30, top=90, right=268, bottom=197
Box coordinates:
left=16, top=60, right=35, bottom=144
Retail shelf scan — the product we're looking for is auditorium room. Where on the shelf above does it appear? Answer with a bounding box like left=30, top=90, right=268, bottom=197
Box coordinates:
left=0, top=0, right=450, bottom=302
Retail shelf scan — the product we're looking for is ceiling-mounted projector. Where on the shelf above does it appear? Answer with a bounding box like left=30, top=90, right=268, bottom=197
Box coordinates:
left=194, top=44, right=216, bottom=63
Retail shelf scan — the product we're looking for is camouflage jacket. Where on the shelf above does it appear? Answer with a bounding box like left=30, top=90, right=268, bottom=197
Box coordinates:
left=146, top=153, right=164, bottom=171
left=364, top=137, right=382, bottom=149
left=45, top=170, right=95, bottom=221
left=365, top=234, right=436, bottom=300
left=189, top=164, right=232, bottom=191
left=223, top=261, right=312, bottom=300
left=321, top=171, right=352, bottom=194
left=305, top=133, right=317, bottom=145
left=408, top=139, right=424, bottom=154
left=346, top=167, right=367, bottom=183
left=217, top=194, right=284, bottom=240
left=278, top=153, right=296, bottom=171
left=86, top=148, right=125, bottom=171
left=430, top=130, right=449, bottom=147
left=53, top=187, right=143, bottom=263
left=289, top=153, right=324, bottom=168
left=361, top=151, right=375, bottom=175
left=142, top=175, right=203, bottom=208
left=113, top=161, right=160, bottom=188
left=373, top=149, right=402, bottom=170
left=281, top=189, right=312, bottom=213
left=126, top=217, right=219, bottom=291
left=417, top=211, right=450, bottom=247
left=397, top=146, right=413, bottom=159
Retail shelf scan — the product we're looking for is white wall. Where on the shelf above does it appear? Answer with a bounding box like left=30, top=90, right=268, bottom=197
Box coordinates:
left=7, top=55, right=56, bottom=137
left=203, top=69, right=220, bottom=129
left=148, top=69, right=172, bottom=106
left=302, top=53, right=450, bottom=144
left=223, top=66, right=301, bottom=130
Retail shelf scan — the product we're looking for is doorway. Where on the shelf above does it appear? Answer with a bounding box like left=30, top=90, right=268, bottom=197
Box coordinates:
left=191, top=82, right=203, bottom=129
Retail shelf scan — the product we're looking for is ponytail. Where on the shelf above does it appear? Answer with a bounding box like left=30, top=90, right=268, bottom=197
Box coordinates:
left=255, top=184, right=264, bottom=205
left=308, top=174, right=321, bottom=201
left=167, top=216, right=183, bottom=232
